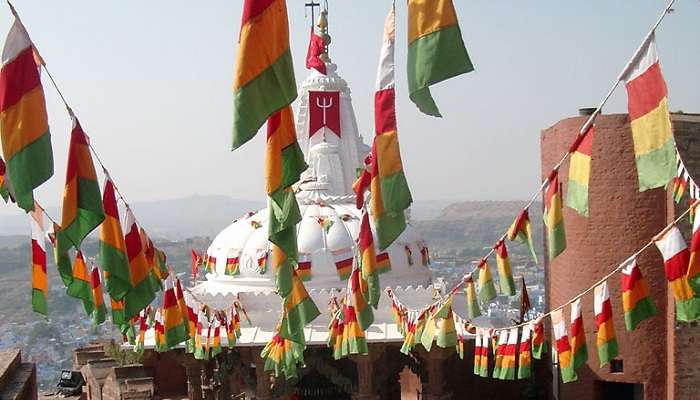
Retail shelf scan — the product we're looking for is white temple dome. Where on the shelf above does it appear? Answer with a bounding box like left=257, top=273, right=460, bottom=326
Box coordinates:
left=192, top=60, right=431, bottom=305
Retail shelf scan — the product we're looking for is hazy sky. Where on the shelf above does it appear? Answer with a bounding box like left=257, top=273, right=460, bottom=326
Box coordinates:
left=0, top=1, right=698, bottom=218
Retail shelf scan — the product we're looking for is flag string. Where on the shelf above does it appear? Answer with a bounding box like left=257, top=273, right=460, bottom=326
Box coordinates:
left=387, top=201, right=696, bottom=333
left=386, top=0, right=681, bottom=325
left=6, top=1, right=154, bottom=235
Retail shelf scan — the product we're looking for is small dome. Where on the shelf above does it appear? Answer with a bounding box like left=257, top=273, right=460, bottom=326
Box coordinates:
left=200, top=199, right=431, bottom=295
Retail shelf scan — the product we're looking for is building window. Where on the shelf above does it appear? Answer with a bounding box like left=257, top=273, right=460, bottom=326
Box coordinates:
left=609, top=359, right=623, bottom=374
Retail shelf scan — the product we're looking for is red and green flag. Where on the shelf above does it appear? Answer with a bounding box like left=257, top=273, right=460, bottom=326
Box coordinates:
left=544, top=171, right=566, bottom=261
left=492, top=330, right=507, bottom=379
left=30, top=203, right=47, bottom=316
left=232, top=0, right=296, bottom=150
left=477, top=258, right=497, bottom=304
left=495, top=240, right=515, bottom=296
left=163, top=275, right=188, bottom=349
left=59, top=117, right=105, bottom=254
left=551, top=309, right=577, bottom=383
left=407, top=0, right=473, bottom=117
left=654, top=226, right=700, bottom=322
left=622, top=33, right=675, bottom=191
left=531, top=317, right=546, bottom=360
left=99, top=178, right=131, bottom=301
left=566, top=125, right=595, bottom=216
left=517, top=326, right=532, bottom=380
left=90, top=264, right=107, bottom=325
left=464, top=275, right=480, bottom=319
left=434, top=297, right=457, bottom=348
left=371, top=4, right=412, bottom=250
left=620, top=257, right=657, bottom=330
left=68, top=251, right=95, bottom=316
left=279, top=272, right=320, bottom=345
left=123, top=209, right=157, bottom=320
left=569, top=299, right=588, bottom=373
left=0, top=16, right=53, bottom=211
left=357, top=211, right=380, bottom=308
left=594, top=281, right=618, bottom=367
left=473, top=329, right=488, bottom=377
left=507, top=209, right=538, bottom=262
left=498, top=328, right=518, bottom=380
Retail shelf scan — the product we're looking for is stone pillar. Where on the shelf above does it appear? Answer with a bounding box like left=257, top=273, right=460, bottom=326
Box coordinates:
left=253, top=347, right=272, bottom=400
left=351, top=345, right=384, bottom=400
left=415, top=346, right=453, bottom=400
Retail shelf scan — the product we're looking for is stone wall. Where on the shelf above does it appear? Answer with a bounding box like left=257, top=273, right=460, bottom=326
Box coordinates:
left=541, top=114, right=670, bottom=400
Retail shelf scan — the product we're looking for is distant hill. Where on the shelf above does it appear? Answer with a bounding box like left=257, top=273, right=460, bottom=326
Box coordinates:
left=412, top=200, right=543, bottom=258
left=0, top=195, right=263, bottom=240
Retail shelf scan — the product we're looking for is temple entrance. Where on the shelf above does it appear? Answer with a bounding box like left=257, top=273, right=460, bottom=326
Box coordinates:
left=289, top=348, right=356, bottom=400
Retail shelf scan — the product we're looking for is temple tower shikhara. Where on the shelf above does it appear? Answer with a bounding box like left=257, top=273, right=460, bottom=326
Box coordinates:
left=542, top=111, right=700, bottom=400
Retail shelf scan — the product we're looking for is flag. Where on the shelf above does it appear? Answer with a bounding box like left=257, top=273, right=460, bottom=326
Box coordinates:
left=687, top=212, right=700, bottom=293
left=357, top=212, right=380, bottom=308
left=566, top=125, right=595, bottom=216
left=0, top=156, right=10, bottom=203
left=266, top=107, right=308, bottom=299
left=305, top=27, right=326, bottom=75
left=519, top=277, right=531, bottom=322
left=184, top=293, right=198, bottom=353
left=474, top=329, right=488, bottom=377
left=68, top=251, right=95, bottom=316
left=376, top=252, right=391, bottom=274
left=225, top=252, right=240, bottom=276
left=492, top=330, right=508, bottom=379
left=672, top=176, right=686, bottom=203
left=0, top=17, right=53, bottom=211
left=30, top=203, right=47, bottom=315
left=551, top=309, right=577, bottom=383
left=139, top=229, right=164, bottom=291
left=371, top=4, right=412, bottom=250
left=406, top=0, right=473, bottom=117
left=154, top=309, right=166, bottom=352
left=518, top=326, right=532, bottom=380
left=135, top=309, right=148, bottom=353
left=210, top=318, right=222, bottom=357
left=499, top=328, right=518, bottom=380
left=495, top=240, right=515, bottom=296
left=340, top=301, right=368, bottom=356
left=99, top=178, right=130, bottom=301
left=232, top=0, right=296, bottom=150
left=110, top=296, right=125, bottom=327
left=620, top=257, right=657, bottom=330
left=59, top=118, right=105, bottom=254
left=507, top=209, right=538, bottom=262
left=544, top=171, right=566, bottom=260
left=205, top=254, right=216, bottom=273
left=261, top=331, right=305, bottom=379
left=654, top=226, right=700, bottom=322
left=296, top=254, right=311, bottom=281
left=191, top=249, right=201, bottom=281
left=90, top=264, right=106, bottom=325
left=349, top=266, right=374, bottom=330
left=175, top=279, right=190, bottom=340
left=123, top=209, right=157, bottom=320
left=622, top=33, right=675, bottom=192
left=279, top=273, right=320, bottom=345
left=400, top=312, right=418, bottom=355
left=456, top=334, right=464, bottom=359
left=333, top=250, right=353, bottom=281
left=464, top=275, right=480, bottom=319
left=163, top=275, right=188, bottom=349
left=569, top=299, right=588, bottom=372
left=531, top=317, right=546, bottom=360
left=434, top=297, right=457, bottom=348
left=477, top=259, right=497, bottom=303
left=594, top=281, right=618, bottom=367
left=194, top=309, right=208, bottom=360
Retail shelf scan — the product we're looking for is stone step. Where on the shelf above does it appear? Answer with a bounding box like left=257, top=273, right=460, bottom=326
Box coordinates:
left=0, top=348, right=22, bottom=390
left=0, top=362, right=35, bottom=400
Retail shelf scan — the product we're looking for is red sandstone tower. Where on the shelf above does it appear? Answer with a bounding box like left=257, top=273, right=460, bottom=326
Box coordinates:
left=541, top=112, right=700, bottom=400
